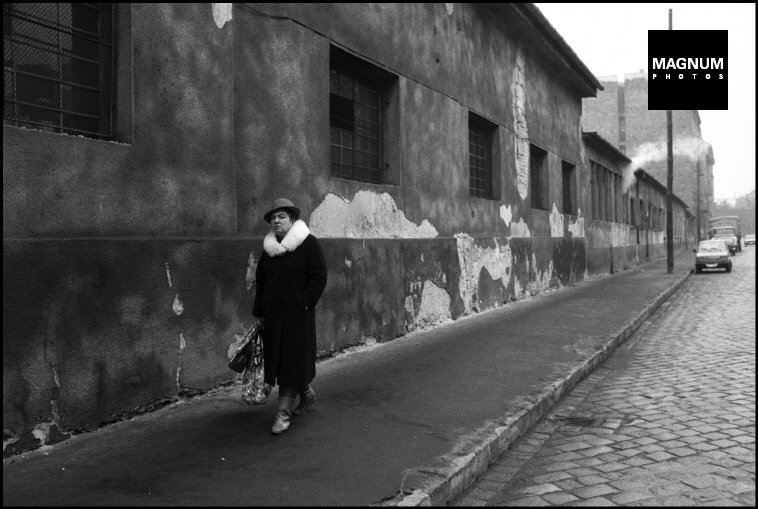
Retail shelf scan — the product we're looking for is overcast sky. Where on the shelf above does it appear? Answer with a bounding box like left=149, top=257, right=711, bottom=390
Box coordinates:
left=534, top=3, right=756, bottom=203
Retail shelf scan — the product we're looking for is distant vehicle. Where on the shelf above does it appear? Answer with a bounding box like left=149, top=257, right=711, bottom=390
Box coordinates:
left=711, top=226, right=739, bottom=255
left=694, top=239, right=732, bottom=274
left=708, top=216, right=742, bottom=252
left=744, top=234, right=756, bottom=246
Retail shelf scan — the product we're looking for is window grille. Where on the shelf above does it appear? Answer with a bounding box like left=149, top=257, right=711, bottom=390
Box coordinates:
left=562, top=161, right=575, bottom=215
left=329, top=67, right=382, bottom=184
left=530, top=144, right=548, bottom=210
left=3, top=3, right=114, bottom=139
left=468, top=121, right=492, bottom=198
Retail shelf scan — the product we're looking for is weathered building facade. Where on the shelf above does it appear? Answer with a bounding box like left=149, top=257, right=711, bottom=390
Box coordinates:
left=582, top=132, right=694, bottom=275
left=3, top=3, right=694, bottom=455
left=582, top=71, right=715, bottom=240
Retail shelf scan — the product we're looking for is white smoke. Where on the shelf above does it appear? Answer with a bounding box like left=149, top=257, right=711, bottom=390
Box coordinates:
left=621, top=137, right=710, bottom=192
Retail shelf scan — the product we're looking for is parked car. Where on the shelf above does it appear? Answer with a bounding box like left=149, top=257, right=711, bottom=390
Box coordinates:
left=744, top=233, right=756, bottom=246
left=694, top=239, right=732, bottom=273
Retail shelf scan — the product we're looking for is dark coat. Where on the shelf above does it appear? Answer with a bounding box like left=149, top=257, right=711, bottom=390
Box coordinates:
left=253, top=233, right=327, bottom=387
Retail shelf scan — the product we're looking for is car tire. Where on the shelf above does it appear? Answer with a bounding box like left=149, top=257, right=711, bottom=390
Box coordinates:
left=726, top=264, right=732, bottom=273
left=696, top=266, right=702, bottom=274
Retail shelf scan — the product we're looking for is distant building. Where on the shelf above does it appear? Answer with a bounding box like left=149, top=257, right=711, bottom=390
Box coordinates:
left=582, top=131, right=694, bottom=274
left=582, top=71, right=714, bottom=240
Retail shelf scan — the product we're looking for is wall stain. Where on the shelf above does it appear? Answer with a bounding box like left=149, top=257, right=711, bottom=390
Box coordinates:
left=172, top=294, right=184, bottom=315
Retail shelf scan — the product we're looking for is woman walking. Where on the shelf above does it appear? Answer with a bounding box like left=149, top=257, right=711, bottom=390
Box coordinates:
left=252, top=198, right=328, bottom=434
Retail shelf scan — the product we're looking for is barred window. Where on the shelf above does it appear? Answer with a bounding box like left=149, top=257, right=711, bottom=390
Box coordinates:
left=468, top=113, right=497, bottom=199
left=330, top=66, right=382, bottom=184
left=530, top=144, right=548, bottom=210
left=3, top=3, right=114, bottom=139
left=590, top=159, right=624, bottom=222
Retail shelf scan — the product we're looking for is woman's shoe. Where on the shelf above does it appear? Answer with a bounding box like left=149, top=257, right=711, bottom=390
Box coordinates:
left=271, top=395, right=296, bottom=434
left=293, top=386, right=316, bottom=416
left=271, top=409, right=291, bottom=434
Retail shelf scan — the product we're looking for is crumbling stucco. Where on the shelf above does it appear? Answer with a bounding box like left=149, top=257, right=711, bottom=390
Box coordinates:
left=310, top=191, right=438, bottom=238
left=455, top=233, right=513, bottom=314
left=172, top=294, right=184, bottom=315
left=550, top=202, right=564, bottom=238
left=568, top=209, right=585, bottom=238
left=526, top=255, right=556, bottom=297
left=176, top=332, right=186, bottom=392
left=513, top=271, right=524, bottom=298
left=500, top=204, right=512, bottom=226
left=512, top=46, right=529, bottom=201
left=406, top=280, right=452, bottom=330
left=510, top=217, right=531, bottom=238
left=245, top=252, right=256, bottom=291
left=211, top=3, right=232, bottom=28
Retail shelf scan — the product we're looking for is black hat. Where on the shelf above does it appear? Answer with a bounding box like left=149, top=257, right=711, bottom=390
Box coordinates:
left=263, top=198, right=301, bottom=223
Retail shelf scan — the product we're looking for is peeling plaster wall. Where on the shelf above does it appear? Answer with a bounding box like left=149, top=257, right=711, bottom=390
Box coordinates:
left=211, top=3, right=232, bottom=28
left=549, top=203, right=565, bottom=237
left=3, top=3, right=598, bottom=455
left=581, top=141, right=693, bottom=276
left=407, top=280, right=453, bottom=330
left=513, top=46, right=530, bottom=201
left=568, top=210, right=585, bottom=238
left=2, top=240, right=253, bottom=453
left=234, top=3, right=584, bottom=240
left=455, top=234, right=513, bottom=313
left=310, top=191, right=438, bottom=238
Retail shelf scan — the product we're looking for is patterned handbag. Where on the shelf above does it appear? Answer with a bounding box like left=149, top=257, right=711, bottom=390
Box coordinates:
left=241, top=325, right=271, bottom=405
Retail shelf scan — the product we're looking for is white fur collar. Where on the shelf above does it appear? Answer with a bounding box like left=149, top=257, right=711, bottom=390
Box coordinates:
left=263, top=219, right=310, bottom=257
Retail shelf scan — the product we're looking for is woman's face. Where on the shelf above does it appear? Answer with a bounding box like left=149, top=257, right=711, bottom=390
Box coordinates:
left=271, top=210, right=293, bottom=236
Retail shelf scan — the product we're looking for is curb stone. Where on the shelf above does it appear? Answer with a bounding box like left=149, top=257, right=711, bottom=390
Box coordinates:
left=388, top=268, right=693, bottom=506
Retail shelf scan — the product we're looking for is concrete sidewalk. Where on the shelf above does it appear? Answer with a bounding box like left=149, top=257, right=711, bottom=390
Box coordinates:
left=3, top=252, right=693, bottom=507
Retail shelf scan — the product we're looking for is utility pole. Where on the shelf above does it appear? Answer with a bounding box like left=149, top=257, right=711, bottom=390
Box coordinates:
left=696, top=162, right=701, bottom=243
left=666, top=8, right=674, bottom=274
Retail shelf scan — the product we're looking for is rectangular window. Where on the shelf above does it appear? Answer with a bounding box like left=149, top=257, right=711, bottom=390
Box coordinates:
left=591, top=163, right=598, bottom=219
left=603, top=168, right=613, bottom=221
left=530, top=144, right=548, bottom=210
left=639, top=199, right=644, bottom=227
left=589, top=159, right=624, bottom=222
left=598, top=166, right=607, bottom=221
left=3, top=3, right=115, bottom=140
left=561, top=160, right=576, bottom=215
left=330, top=68, right=381, bottom=183
left=468, top=112, right=498, bottom=199
left=629, top=198, right=637, bottom=226
left=329, top=46, right=398, bottom=185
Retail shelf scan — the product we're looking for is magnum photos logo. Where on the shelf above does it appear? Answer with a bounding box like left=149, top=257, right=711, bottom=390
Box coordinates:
left=648, top=30, right=728, bottom=110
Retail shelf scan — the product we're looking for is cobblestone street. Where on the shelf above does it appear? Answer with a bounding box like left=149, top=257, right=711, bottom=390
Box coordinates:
left=454, top=248, right=756, bottom=507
